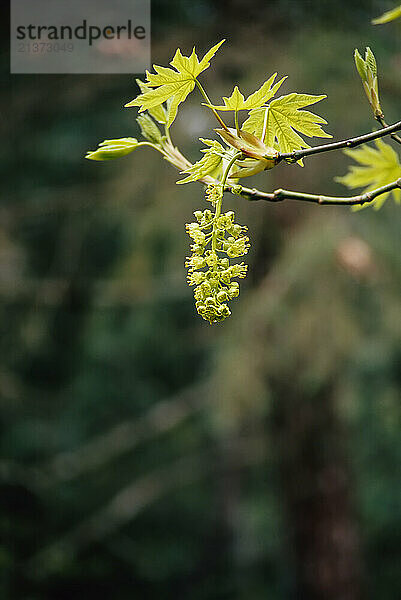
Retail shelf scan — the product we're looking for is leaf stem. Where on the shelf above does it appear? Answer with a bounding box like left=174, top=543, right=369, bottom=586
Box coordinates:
left=234, top=110, right=240, bottom=135
left=194, top=79, right=230, bottom=131
left=211, top=152, right=242, bottom=253
left=277, top=119, right=401, bottom=163
left=138, top=141, right=167, bottom=154
left=261, top=107, right=269, bottom=143
left=221, top=152, right=243, bottom=189
left=164, top=125, right=173, bottom=145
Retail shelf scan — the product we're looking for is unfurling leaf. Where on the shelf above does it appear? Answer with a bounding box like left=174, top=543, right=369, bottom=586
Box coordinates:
left=85, top=138, right=140, bottom=161
left=354, top=49, right=368, bottom=80
left=243, top=93, right=331, bottom=163
left=336, top=138, right=401, bottom=210
left=136, top=114, right=163, bottom=144
left=372, top=4, right=401, bottom=24
left=177, top=139, right=225, bottom=184
left=215, top=128, right=277, bottom=161
left=354, top=47, right=383, bottom=118
left=364, top=47, right=377, bottom=77
left=229, top=157, right=272, bottom=178
left=125, top=40, right=225, bottom=127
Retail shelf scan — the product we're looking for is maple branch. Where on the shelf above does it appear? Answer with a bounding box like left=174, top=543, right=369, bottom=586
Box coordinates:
left=277, top=119, right=401, bottom=163
left=375, top=115, right=401, bottom=146
left=226, top=178, right=401, bottom=206
left=160, top=130, right=401, bottom=208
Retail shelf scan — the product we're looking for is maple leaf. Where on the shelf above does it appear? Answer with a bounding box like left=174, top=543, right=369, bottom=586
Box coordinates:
left=336, top=138, right=401, bottom=210
left=204, top=74, right=286, bottom=111
left=125, top=40, right=225, bottom=127
left=177, top=139, right=225, bottom=184
left=135, top=79, right=168, bottom=124
left=242, top=93, right=331, bottom=163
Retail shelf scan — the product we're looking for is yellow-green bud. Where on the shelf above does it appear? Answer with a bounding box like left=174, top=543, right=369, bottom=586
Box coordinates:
left=354, top=47, right=383, bottom=118
left=85, top=138, right=139, bottom=161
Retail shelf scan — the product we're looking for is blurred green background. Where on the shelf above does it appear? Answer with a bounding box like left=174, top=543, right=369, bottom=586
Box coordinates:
left=1, top=1, right=400, bottom=598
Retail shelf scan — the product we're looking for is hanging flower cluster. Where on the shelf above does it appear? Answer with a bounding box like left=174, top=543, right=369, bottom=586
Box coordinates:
left=185, top=185, right=249, bottom=324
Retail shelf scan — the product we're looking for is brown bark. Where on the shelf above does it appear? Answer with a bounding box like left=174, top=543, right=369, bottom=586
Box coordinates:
left=272, top=381, right=362, bottom=600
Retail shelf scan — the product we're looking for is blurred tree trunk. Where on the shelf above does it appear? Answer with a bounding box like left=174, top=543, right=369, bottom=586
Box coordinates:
left=272, top=380, right=362, bottom=600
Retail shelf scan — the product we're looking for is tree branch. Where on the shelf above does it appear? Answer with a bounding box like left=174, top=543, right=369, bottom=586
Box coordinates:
left=277, top=119, right=401, bottom=163
left=375, top=115, right=401, bottom=146
left=227, top=178, right=401, bottom=206
left=161, top=124, right=401, bottom=207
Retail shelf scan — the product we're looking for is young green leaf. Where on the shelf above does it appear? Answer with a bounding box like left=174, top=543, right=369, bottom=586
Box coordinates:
left=240, top=107, right=269, bottom=140
left=177, top=139, right=225, bottom=184
left=136, top=114, right=163, bottom=145
left=354, top=49, right=368, bottom=80
left=125, top=40, right=225, bottom=127
left=353, top=47, right=383, bottom=118
left=365, top=47, right=377, bottom=77
left=85, top=138, right=140, bottom=161
left=372, top=4, right=401, bottom=24
left=215, top=127, right=278, bottom=164
left=135, top=79, right=168, bottom=124
left=244, top=75, right=287, bottom=109
left=204, top=74, right=286, bottom=111
left=242, top=93, right=331, bottom=161
left=215, top=85, right=246, bottom=111
left=336, top=138, right=401, bottom=209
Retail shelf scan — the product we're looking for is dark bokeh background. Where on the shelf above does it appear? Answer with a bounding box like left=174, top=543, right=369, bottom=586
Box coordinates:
left=1, top=1, right=400, bottom=598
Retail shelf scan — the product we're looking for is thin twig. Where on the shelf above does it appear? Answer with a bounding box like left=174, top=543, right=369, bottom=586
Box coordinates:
left=227, top=178, right=401, bottom=206
left=376, top=115, right=401, bottom=146
left=160, top=121, right=401, bottom=207
left=194, top=79, right=229, bottom=131
left=277, top=119, right=401, bottom=163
